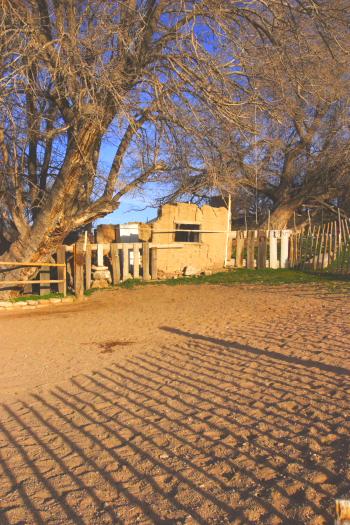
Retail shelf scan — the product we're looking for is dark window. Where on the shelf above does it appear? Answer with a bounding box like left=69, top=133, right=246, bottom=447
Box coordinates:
left=174, top=223, right=200, bottom=242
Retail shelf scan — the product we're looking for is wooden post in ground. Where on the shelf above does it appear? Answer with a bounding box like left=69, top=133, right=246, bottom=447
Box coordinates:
left=85, top=243, right=92, bottom=290
left=57, top=245, right=66, bottom=295
left=133, top=244, right=140, bottom=278
left=142, top=241, right=150, bottom=280
left=257, top=230, right=267, bottom=269
left=280, top=230, right=290, bottom=268
left=321, top=222, right=330, bottom=271
left=97, top=243, right=104, bottom=267
left=40, top=266, right=51, bottom=295
left=122, top=244, right=129, bottom=281
left=269, top=231, right=278, bottom=269
left=247, top=230, right=255, bottom=269
left=312, top=226, right=321, bottom=271
left=74, top=241, right=85, bottom=298
left=236, top=231, right=244, bottom=268
left=110, top=244, right=120, bottom=285
left=151, top=247, right=157, bottom=280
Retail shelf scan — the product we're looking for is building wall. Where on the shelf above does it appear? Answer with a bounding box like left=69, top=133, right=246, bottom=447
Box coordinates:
left=152, top=203, right=228, bottom=276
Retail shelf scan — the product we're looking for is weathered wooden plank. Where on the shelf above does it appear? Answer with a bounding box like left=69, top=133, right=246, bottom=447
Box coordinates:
left=269, top=231, right=278, bottom=269
left=235, top=232, right=244, bottom=268
left=133, top=244, right=140, bottom=279
left=40, top=266, right=51, bottom=296
left=151, top=248, right=157, bottom=280
left=110, top=244, right=120, bottom=284
left=142, top=241, right=150, bottom=280
left=97, top=243, right=104, bottom=267
left=85, top=244, right=92, bottom=290
left=246, top=231, right=255, bottom=269
left=122, top=244, right=129, bottom=281
left=257, top=230, right=267, bottom=269
left=74, top=242, right=85, bottom=298
left=280, top=230, right=290, bottom=268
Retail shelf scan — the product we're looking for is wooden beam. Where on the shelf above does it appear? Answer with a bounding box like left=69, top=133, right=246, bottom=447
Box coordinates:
left=133, top=244, right=140, bottom=279
left=151, top=248, right=157, bottom=280
left=74, top=242, right=85, bottom=298
left=257, top=230, right=267, bottom=269
left=85, top=244, right=92, bottom=290
left=110, top=244, right=120, bottom=285
left=142, top=241, right=150, bottom=280
left=247, top=231, right=255, bottom=269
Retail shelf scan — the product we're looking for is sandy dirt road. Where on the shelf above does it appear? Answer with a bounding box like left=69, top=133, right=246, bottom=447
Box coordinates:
left=0, top=284, right=349, bottom=524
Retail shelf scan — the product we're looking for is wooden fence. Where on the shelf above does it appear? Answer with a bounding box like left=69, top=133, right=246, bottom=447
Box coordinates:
left=2, top=221, right=348, bottom=298
left=229, top=229, right=292, bottom=269
left=289, top=218, right=350, bottom=273
left=0, top=260, right=67, bottom=296
left=66, top=241, right=176, bottom=297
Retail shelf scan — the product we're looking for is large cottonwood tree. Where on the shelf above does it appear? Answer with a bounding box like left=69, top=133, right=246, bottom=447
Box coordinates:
left=0, top=0, right=348, bottom=289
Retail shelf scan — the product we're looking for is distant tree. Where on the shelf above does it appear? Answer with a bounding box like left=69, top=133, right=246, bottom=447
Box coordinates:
left=161, top=0, right=350, bottom=229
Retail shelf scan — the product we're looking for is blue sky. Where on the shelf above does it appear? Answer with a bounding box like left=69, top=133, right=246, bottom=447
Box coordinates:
left=95, top=196, right=157, bottom=225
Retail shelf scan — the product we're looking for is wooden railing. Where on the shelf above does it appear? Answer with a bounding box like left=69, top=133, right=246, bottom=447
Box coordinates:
left=0, top=261, right=67, bottom=296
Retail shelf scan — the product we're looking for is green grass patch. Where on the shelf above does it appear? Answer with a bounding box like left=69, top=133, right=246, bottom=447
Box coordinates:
left=119, top=268, right=350, bottom=290
left=11, top=292, right=65, bottom=302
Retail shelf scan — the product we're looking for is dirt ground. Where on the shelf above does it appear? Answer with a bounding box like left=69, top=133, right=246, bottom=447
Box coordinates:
left=0, top=284, right=349, bottom=525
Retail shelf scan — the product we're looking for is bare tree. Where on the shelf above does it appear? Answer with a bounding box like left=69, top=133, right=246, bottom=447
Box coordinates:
left=0, top=0, right=257, bottom=291
left=1, top=0, right=349, bottom=291
left=160, top=0, right=350, bottom=229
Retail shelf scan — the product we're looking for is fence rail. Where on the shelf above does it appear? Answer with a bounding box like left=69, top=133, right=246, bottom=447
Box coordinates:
left=0, top=261, right=67, bottom=295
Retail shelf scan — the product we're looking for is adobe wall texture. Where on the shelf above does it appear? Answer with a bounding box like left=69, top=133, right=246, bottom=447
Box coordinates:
left=152, top=203, right=228, bottom=276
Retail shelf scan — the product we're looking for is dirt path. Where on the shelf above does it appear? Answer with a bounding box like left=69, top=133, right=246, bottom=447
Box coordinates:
left=0, top=284, right=349, bottom=524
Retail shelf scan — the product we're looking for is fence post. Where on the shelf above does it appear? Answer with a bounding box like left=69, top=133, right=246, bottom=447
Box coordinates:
left=151, top=247, right=157, bottom=280
left=257, top=230, right=267, bottom=269
left=122, top=244, right=129, bottom=281
left=247, top=230, right=255, bottom=269
left=111, top=244, right=120, bottom=285
left=57, top=246, right=66, bottom=295
left=236, top=231, right=244, bottom=268
left=133, top=244, right=140, bottom=278
left=85, top=243, right=92, bottom=290
left=74, top=241, right=85, bottom=298
left=280, top=230, right=290, bottom=268
left=269, top=231, right=278, bottom=269
left=97, top=243, right=104, bottom=267
left=142, top=241, right=150, bottom=280
left=40, top=266, right=51, bottom=295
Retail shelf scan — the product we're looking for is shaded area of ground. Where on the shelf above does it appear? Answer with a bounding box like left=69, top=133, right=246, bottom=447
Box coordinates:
left=0, top=284, right=349, bottom=524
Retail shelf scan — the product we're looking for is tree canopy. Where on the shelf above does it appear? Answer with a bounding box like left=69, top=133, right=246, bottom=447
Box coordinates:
left=0, top=0, right=349, bottom=271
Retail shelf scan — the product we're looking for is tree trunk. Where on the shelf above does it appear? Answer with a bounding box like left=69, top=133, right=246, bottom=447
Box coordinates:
left=262, top=197, right=304, bottom=229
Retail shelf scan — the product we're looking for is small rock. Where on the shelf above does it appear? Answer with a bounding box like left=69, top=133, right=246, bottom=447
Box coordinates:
left=38, top=299, right=50, bottom=305
left=14, top=301, right=28, bottom=307
left=93, top=270, right=112, bottom=281
left=91, top=279, right=110, bottom=289
left=27, top=300, right=39, bottom=306
left=49, top=298, right=62, bottom=304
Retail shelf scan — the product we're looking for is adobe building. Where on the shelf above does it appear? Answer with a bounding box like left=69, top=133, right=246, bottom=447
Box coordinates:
left=95, top=202, right=230, bottom=278
left=151, top=203, right=229, bottom=276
